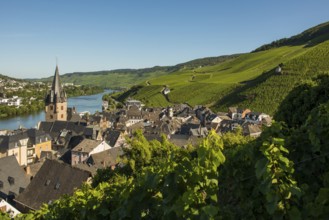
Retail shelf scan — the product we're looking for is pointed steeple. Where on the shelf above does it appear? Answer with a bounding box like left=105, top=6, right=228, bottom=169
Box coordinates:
left=45, top=65, right=67, bottom=105
left=45, top=65, right=68, bottom=122
left=52, top=65, right=62, bottom=97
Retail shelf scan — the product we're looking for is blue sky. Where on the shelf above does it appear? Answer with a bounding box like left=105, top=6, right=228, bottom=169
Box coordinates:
left=1, top=0, right=329, bottom=78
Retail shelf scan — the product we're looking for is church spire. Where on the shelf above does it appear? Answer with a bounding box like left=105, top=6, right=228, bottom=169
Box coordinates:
left=52, top=65, right=62, bottom=97
left=44, top=65, right=68, bottom=121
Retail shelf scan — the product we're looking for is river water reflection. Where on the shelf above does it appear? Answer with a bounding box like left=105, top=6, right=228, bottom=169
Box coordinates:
left=0, top=90, right=112, bottom=130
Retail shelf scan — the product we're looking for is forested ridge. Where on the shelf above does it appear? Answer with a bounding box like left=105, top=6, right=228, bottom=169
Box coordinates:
left=14, top=75, right=329, bottom=219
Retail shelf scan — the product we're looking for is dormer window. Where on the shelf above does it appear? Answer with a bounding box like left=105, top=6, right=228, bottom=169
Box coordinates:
left=8, top=176, right=15, bottom=185
left=55, top=182, right=60, bottom=190
left=19, top=187, right=25, bottom=193
left=45, top=180, right=51, bottom=186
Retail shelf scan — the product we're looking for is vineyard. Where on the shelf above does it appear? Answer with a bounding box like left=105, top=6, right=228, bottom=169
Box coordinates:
left=215, top=40, right=329, bottom=115
left=15, top=75, right=329, bottom=219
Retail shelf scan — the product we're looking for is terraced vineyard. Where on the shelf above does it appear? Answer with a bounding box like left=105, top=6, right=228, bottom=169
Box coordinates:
left=117, top=45, right=308, bottom=108
left=115, top=21, right=329, bottom=115
left=215, top=40, right=329, bottom=115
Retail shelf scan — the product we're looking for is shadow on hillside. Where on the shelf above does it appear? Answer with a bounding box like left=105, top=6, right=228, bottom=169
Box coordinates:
left=213, top=68, right=276, bottom=109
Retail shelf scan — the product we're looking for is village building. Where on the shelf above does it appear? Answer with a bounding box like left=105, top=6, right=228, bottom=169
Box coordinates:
left=15, top=159, right=91, bottom=212
left=0, top=156, right=30, bottom=202
left=71, top=139, right=111, bottom=165
left=26, top=129, right=52, bottom=163
left=0, top=131, right=29, bottom=166
left=228, top=107, right=251, bottom=120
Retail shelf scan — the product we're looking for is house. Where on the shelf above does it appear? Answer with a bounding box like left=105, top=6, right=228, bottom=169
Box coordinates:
left=125, top=99, right=142, bottom=109
left=125, top=105, right=144, bottom=127
left=168, top=134, right=199, bottom=148
left=0, top=156, right=30, bottom=202
left=26, top=129, right=52, bottom=163
left=87, top=147, right=123, bottom=168
left=174, top=106, right=195, bottom=122
left=103, top=129, right=126, bottom=148
left=102, top=101, right=109, bottom=111
left=38, top=121, right=87, bottom=151
left=0, top=131, right=29, bottom=166
left=0, top=199, right=21, bottom=218
left=162, top=87, right=170, bottom=95
left=262, top=116, right=272, bottom=127
left=89, top=115, right=109, bottom=131
left=228, top=107, right=251, bottom=120
left=245, top=112, right=270, bottom=125
left=83, top=126, right=102, bottom=140
left=242, top=122, right=262, bottom=137
left=71, top=139, right=111, bottom=165
left=7, top=97, right=21, bottom=107
left=15, top=159, right=91, bottom=212
left=190, top=127, right=208, bottom=138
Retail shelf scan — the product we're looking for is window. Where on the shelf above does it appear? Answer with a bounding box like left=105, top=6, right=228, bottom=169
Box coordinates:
left=19, top=187, right=25, bottom=193
left=45, top=180, right=51, bottom=186
left=27, top=149, right=34, bottom=156
left=55, top=182, right=60, bottom=189
left=50, top=105, right=53, bottom=110
left=61, top=114, right=64, bottom=119
left=8, top=176, right=15, bottom=185
left=50, top=115, right=53, bottom=119
left=61, top=106, right=64, bottom=110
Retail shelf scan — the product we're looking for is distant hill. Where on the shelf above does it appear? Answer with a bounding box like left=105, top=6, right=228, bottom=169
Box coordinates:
left=114, top=21, right=329, bottom=116
left=253, top=21, right=329, bottom=52
left=0, top=73, right=24, bottom=82
left=36, top=54, right=240, bottom=89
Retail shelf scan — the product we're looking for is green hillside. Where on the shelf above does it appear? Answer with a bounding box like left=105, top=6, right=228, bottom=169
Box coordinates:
left=253, top=21, right=329, bottom=52
left=214, top=40, right=329, bottom=114
left=115, top=21, right=329, bottom=115
left=36, top=55, right=239, bottom=89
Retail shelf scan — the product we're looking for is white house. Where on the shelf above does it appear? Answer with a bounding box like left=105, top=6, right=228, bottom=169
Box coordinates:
left=245, top=112, right=270, bottom=124
left=71, top=139, right=111, bottom=165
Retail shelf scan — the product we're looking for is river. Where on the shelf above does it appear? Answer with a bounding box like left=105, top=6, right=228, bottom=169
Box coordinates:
left=0, top=90, right=112, bottom=130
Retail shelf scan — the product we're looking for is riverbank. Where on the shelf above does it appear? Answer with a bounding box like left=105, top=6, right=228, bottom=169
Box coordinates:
left=0, top=90, right=112, bottom=130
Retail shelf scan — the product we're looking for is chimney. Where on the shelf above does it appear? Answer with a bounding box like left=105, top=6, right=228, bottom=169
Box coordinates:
left=25, top=166, right=31, bottom=175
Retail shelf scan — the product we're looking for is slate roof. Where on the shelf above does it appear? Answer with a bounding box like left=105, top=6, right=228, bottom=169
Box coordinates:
left=87, top=147, right=124, bottom=168
left=190, top=127, right=208, bottom=137
left=0, top=156, right=30, bottom=199
left=179, top=123, right=200, bottom=135
left=0, top=132, right=29, bottom=152
left=104, top=130, right=121, bottom=147
left=15, top=159, right=90, bottom=210
left=242, top=123, right=262, bottom=136
left=169, top=134, right=190, bottom=147
left=26, top=129, right=51, bottom=145
left=39, top=121, right=86, bottom=136
left=143, top=133, right=163, bottom=142
left=71, top=139, right=102, bottom=153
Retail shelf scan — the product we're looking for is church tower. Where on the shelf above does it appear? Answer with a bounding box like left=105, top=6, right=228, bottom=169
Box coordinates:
left=45, top=65, right=67, bottom=121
